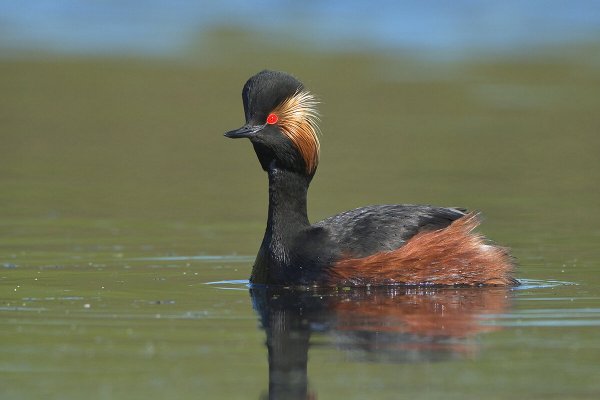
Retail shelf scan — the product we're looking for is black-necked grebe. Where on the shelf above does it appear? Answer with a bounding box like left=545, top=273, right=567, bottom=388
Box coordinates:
left=225, top=70, right=517, bottom=287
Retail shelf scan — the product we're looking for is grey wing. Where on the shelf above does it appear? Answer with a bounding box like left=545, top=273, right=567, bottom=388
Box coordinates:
left=314, top=204, right=466, bottom=258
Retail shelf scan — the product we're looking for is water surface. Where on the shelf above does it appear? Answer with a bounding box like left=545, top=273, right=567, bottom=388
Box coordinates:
left=2, top=34, right=600, bottom=399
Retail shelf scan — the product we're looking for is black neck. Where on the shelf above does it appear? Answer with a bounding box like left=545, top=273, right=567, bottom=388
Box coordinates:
left=267, top=166, right=310, bottom=231
left=251, top=165, right=312, bottom=283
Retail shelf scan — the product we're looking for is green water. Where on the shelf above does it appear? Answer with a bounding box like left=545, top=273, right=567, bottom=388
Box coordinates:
left=2, top=45, right=600, bottom=399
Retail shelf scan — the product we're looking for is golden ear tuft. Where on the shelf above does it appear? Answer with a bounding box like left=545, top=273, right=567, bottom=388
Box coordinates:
left=272, top=90, right=321, bottom=174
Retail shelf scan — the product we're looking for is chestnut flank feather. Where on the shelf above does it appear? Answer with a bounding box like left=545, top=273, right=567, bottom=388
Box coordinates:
left=327, top=213, right=516, bottom=286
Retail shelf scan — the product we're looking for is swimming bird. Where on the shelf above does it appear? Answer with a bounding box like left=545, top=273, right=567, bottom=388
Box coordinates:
left=225, top=70, right=517, bottom=287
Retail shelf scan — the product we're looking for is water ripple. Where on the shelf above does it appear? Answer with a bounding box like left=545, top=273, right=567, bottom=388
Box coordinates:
left=133, top=255, right=254, bottom=263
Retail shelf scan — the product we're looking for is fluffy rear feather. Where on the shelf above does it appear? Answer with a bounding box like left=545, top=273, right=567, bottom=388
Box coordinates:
left=326, top=213, right=516, bottom=286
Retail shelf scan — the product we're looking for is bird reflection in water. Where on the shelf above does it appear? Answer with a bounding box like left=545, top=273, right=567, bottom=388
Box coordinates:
left=250, top=285, right=511, bottom=399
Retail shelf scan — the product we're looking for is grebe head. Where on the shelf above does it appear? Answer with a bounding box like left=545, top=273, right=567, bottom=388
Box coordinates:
left=224, top=70, right=320, bottom=176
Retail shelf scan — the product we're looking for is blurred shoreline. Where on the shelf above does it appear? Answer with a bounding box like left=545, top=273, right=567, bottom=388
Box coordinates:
left=1, top=1, right=600, bottom=60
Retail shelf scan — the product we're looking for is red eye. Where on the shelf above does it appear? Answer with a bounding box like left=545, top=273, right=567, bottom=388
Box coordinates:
left=266, top=113, right=278, bottom=125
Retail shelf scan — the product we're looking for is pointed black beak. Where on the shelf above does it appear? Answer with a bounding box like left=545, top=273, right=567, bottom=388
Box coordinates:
left=224, top=124, right=266, bottom=139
